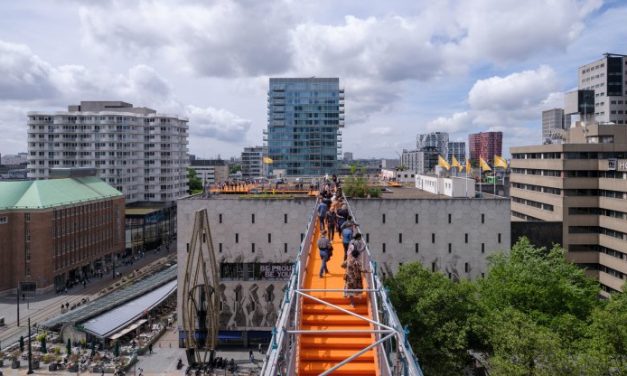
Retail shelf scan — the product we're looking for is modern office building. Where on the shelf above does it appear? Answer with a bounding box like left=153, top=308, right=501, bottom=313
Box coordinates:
left=542, top=108, right=571, bottom=144
left=510, top=122, right=627, bottom=295
left=177, top=188, right=509, bottom=345
left=447, top=141, right=466, bottom=163
left=577, top=53, right=627, bottom=124
left=241, top=146, right=265, bottom=178
left=190, top=159, right=229, bottom=185
left=401, top=148, right=439, bottom=174
left=417, top=132, right=449, bottom=156
left=469, top=131, right=503, bottom=163
left=27, top=101, right=189, bottom=203
left=265, top=78, right=344, bottom=176
left=0, top=177, right=125, bottom=293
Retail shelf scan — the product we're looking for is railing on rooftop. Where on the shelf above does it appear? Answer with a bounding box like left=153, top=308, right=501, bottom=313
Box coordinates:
left=260, top=192, right=423, bottom=375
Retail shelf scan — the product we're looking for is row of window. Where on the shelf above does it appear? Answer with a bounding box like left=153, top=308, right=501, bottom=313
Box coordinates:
left=512, top=196, right=554, bottom=212
left=512, top=182, right=561, bottom=195
left=579, top=263, right=626, bottom=281
left=511, top=168, right=561, bottom=177
left=569, top=244, right=626, bottom=262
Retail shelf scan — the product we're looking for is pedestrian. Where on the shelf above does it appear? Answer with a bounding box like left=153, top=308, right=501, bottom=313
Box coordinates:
left=344, top=235, right=366, bottom=307
left=326, top=209, right=337, bottom=240
left=317, top=230, right=332, bottom=278
left=336, top=204, right=349, bottom=229
left=258, top=343, right=262, bottom=354
left=249, top=349, right=254, bottom=363
left=317, top=198, right=328, bottom=229
left=341, top=221, right=354, bottom=263
left=148, top=343, right=153, bottom=354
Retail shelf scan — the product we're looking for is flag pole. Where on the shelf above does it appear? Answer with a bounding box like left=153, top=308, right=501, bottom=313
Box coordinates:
left=493, top=156, right=496, bottom=198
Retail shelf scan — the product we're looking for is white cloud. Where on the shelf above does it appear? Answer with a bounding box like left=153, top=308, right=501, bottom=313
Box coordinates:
left=186, top=105, right=251, bottom=142
left=369, top=126, right=392, bottom=136
left=0, top=41, right=58, bottom=100
left=426, top=112, right=473, bottom=133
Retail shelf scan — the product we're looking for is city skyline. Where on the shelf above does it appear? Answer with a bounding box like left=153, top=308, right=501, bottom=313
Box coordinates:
left=0, top=1, right=625, bottom=158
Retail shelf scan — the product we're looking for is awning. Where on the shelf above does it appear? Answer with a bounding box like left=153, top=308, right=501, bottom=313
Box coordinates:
left=82, top=280, right=176, bottom=339
left=108, top=319, right=148, bottom=340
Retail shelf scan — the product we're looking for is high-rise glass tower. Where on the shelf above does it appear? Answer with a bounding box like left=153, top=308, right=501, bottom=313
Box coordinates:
left=265, top=78, right=344, bottom=176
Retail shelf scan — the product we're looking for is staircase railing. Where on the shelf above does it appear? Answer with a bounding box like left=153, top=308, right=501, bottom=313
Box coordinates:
left=260, top=195, right=424, bottom=376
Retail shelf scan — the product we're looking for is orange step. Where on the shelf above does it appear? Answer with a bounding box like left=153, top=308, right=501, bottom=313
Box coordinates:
left=300, top=336, right=373, bottom=349
left=302, top=303, right=369, bottom=315
left=299, top=361, right=377, bottom=376
left=300, top=349, right=375, bottom=362
left=302, top=313, right=371, bottom=326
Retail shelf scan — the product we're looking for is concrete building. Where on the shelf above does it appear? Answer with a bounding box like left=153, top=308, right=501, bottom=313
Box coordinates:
left=510, top=122, right=627, bottom=295
left=176, top=190, right=510, bottom=343
left=190, top=159, right=229, bottom=185
left=265, top=78, right=344, bottom=176
left=0, top=177, right=125, bottom=293
left=27, top=101, right=189, bottom=203
left=577, top=53, right=627, bottom=124
left=417, top=132, right=449, bottom=156
left=469, top=131, right=503, bottom=163
left=401, top=148, right=439, bottom=174
left=381, top=159, right=400, bottom=170
left=343, top=152, right=353, bottom=161
left=447, top=141, right=466, bottom=163
left=542, top=108, right=571, bottom=144
left=241, top=146, right=264, bottom=178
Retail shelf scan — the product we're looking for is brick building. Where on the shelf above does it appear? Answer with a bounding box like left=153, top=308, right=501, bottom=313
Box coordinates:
left=0, top=177, right=125, bottom=293
left=468, top=131, right=503, bottom=163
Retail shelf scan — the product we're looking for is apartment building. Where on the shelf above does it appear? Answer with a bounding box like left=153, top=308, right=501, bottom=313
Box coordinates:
left=510, top=123, right=627, bottom=295
left=542, top=108, right=571, bottom=144
left=27, top=101, right=189, bottom=203
left=417, top=132, right=449, bottom=156
left=577, top=53, right=627, bottom=124
left=241, top=146, right=265, bottom=178
left=447, top=141, right=466, bottom=163
left=265, top=78, right=344, bottom=176
left=469, top=131, right=503, bottom=163
left=190, top=159, right=229, bottom=185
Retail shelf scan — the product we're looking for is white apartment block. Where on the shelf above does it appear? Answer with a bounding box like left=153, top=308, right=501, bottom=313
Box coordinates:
left=27, top=101, right=189, bottom=203
left=578, top=53, right=627, bottom=124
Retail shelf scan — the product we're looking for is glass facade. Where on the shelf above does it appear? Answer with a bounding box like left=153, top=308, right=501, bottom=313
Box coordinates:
left=266, top=78, right=344, bottom=176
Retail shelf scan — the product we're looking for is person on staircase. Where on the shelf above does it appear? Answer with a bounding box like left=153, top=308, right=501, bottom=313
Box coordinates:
left=326, top=208, right=337, bottom=240
left=344, top=233, right=366, bottom=306
left=317, top=230, right=332, bottom=278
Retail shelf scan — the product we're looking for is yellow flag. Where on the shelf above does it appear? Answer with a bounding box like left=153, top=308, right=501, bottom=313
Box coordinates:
left=480, top=157, right=491, bottom=172
left=438, top=155, right=450, bottom=170
left=465, top=159, right=471, bottom=174
left=262, top=156, right=273, bottom=164
left=451, top=156, right=462, bottom=172
left=494, top=155, right=508, bottom=169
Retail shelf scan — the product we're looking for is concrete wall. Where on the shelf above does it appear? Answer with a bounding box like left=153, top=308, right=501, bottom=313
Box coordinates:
left=177, top=195, right=511, bottom=335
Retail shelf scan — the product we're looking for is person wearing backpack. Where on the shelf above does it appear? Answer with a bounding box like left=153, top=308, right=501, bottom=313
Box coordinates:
left=317, top=230, right=332, bottom=278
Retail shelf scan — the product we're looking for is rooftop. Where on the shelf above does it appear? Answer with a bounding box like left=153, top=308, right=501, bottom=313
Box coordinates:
left=0, top=177, right=123, bottom=210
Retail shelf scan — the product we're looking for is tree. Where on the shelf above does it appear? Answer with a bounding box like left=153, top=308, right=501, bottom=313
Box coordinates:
left=66, top=338, right=72, bottom=355
left=386, top=263, right=480, bottom=375
left=343, top=165, right=380, bottom=198
left=39, top=335, right=47, bottom=354
left=187, top=168, right=202, bottom=193
left=229, top=164, right=241, bottom=174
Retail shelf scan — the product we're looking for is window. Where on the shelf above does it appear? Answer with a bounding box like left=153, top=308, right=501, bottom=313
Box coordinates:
left=415, top=243, right=419, bottom=253
left=0, top=216, right=7, bottom=225
left=465, top=233, right=468, bottom=243
left=448, top=243, right=452, bottom=253
left=398, top=233, right=402, bottom=243
left=219, top=214, right=222, bottom=224
left=366, top=233, right=370, bottom=243
left=186, top=243, right=189, bottom=253
left=481, top=243, right=485, bottom=253
left=498, top=233, right=502, bottom=244
left=448, top=214, right=452, bottom=224
left=415, top=213, right=419, bottom=224
left=465, top=262, right=469, bottom=273
left=301, top=233, right=304, bottom=242
left=432, top=233, right=435, bottom=243
left=432, top=262, right=437, bottom=272
left=382, top=243, right=386, bottom=253
left=284, top=213, right=288, bottom=224
left=251, top=243, right=255, bottom=253
left=25, top=213, right=30, bottom=222
left=382, top=213, right=386, bottom=224
left=284, top=243, right=288, bottom=253
left=448, top=272, right=452, bottom=279
left=235, top=233, right=239, bottom=243
left=219, top=243, right=223, bottom=253
left=268, top=233, right=272, bottom=243
left=252, top=214, right=255, bottom=224
left=481, top=273, right=485, bottom=278
left=481, top=214, right=485, bottom=224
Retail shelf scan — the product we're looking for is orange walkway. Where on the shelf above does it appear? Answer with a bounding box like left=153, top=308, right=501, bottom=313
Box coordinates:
left=297, top=224, right=378, bottom=375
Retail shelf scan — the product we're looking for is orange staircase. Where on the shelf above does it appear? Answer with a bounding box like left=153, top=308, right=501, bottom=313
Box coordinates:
left=297, top=226, right=378, bottom=375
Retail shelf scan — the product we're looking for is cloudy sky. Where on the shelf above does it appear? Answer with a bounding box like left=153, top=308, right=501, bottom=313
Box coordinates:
left=0, top=0, right=625, bottom=158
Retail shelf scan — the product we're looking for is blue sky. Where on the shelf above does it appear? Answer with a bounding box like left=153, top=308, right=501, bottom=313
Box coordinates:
left=0, top=0, right=625, bottom=158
